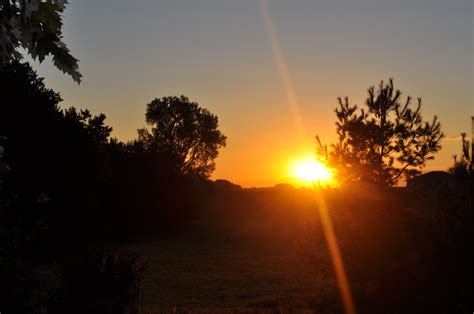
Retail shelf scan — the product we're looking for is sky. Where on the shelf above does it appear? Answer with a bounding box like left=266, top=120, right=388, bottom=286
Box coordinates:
left=31, top=0, right=473, bottom=187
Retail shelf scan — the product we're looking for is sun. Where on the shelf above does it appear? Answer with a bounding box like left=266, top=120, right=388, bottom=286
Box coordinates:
left=289, top=156, right=335, bottom=186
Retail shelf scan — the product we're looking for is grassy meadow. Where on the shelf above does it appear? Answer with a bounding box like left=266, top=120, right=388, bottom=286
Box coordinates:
left=126, top=187, right=338, bottom=312
left=120, top=185, right=472, bottom=313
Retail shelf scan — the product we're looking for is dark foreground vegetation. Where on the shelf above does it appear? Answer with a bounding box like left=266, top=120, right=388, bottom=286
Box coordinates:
left=130, top=183, right=472, bottom=313
left=0, top=61, right=472, bottom=313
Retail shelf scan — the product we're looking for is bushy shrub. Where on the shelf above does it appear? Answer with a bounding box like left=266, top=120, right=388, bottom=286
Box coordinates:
left=51, top=249, right=145, bottom=314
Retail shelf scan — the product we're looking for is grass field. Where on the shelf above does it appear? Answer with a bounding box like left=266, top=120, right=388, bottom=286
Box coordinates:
left=125, top=196, right=341, bottom=313
left=122, top=187, right=472, bottom=313
left=122, top=188, right=405, bottom=313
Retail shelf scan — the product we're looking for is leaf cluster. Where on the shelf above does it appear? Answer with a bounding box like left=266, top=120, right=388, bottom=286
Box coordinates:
left=0, top=0, right=81, bottom=82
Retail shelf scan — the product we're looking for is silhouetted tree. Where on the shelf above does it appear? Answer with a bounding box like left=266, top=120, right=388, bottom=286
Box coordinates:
left=138, top=95, right=226, bottom=178
left=0, top=0, right=81, bottom=82
left=449, top=132, right=472, bottom=181
left=317, top=79, right=444, bottom=186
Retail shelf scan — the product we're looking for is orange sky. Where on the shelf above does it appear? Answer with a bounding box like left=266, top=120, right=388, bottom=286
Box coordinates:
left=31, top=1, right=473, bottom=187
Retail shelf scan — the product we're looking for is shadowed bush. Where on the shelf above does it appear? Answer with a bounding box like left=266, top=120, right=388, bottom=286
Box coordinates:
left=51, top=250, right=145, bottom=314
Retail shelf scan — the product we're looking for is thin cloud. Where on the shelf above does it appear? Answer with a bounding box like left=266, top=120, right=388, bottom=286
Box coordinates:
left=442, top=135, right=463, bottom=142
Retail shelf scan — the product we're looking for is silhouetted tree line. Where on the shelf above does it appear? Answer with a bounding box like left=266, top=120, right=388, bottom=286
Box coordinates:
left=0, top=61, right=225, bottom=312
left=0, top=60, right=226, bottom=239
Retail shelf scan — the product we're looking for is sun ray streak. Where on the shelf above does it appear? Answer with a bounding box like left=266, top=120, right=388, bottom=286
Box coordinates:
left=259, top=1, right=356, bottom=312
left=314, top=187, right=357, bottom=314
left=259, top=0, right=306, bottom=145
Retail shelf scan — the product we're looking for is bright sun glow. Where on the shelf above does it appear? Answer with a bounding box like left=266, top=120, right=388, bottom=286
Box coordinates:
left=290, top=157, right=335, bottom=186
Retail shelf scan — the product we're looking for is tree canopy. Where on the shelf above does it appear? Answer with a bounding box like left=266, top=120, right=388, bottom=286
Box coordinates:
left=0, top=0, right=81, bottom=82
left=138, top=96, right=226, bottom=179
left=317, top=79, right=444, bottom=186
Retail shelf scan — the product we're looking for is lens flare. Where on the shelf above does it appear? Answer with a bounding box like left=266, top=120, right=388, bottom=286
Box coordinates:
left=314, top=187, right=357, bottom=314
left=260, top=1, right=356, bottom=313
left=260, top=0, right=306, bottom=146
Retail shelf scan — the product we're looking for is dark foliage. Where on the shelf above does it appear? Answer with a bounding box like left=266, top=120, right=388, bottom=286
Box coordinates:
left=0, top=62, right=148, bottom=312
left=0, top=61, right=110, bottom=254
